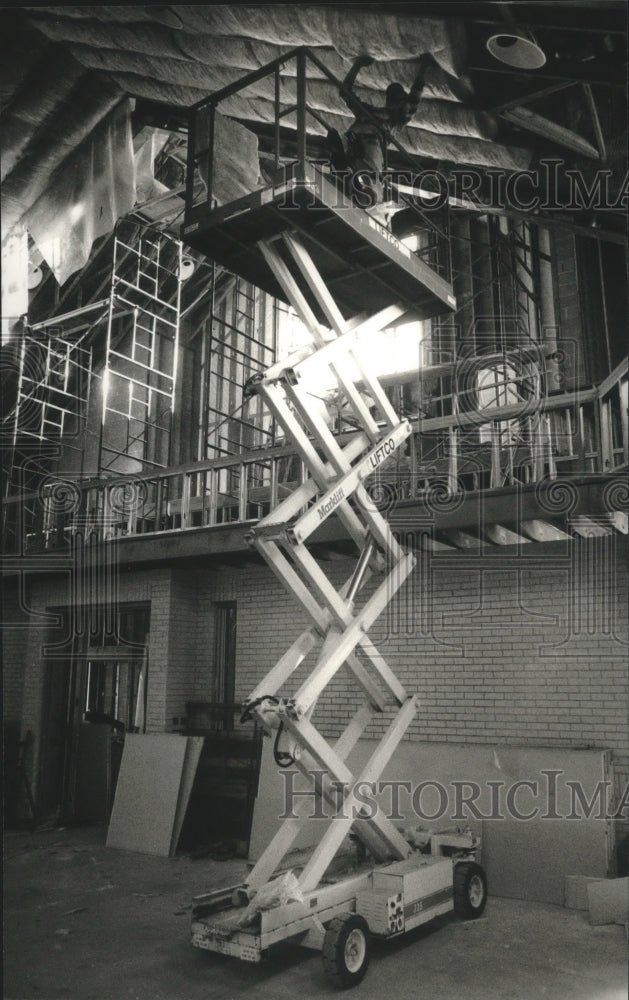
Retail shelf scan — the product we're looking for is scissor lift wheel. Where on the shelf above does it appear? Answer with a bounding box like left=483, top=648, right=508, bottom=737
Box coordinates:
left=323, top=914, right=371, bottom=988
left=453, top=862, right=487, bottom=920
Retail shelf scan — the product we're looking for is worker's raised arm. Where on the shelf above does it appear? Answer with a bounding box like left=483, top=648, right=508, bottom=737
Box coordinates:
left=339, top=55, right=374, bottom=113
left=408, top=53, right=434, bottom=106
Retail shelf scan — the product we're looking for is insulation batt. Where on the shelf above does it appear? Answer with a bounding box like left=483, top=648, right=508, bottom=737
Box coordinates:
left=65, top=43, right=494, bottom=140
left=29, top=15, right=473, bottom=102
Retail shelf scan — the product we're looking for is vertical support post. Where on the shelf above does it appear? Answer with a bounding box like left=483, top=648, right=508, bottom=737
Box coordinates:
left=274, top=67, right=281, bottom=171
left=490, top=422, right=501, bottom=488
left=296, top=48, right=307, bottom=169
left=207, top=103, right=216, bottom=209
left=185, top=106, right=196, bottom=213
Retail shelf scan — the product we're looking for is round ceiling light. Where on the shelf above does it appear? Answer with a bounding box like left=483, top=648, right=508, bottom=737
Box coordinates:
left=28, top=264, right=44, bottom=290
left=487, top=30, right=547, bottom=70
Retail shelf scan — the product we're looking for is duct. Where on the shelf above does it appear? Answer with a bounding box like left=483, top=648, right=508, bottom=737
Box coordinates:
left=2, top=77, right=124, bottom=239
left=0, top=26, right=50, bottom=114
left=26, top=8, right=463, bottom=76
left=1, top=48, right=85, bottom=182
left=29, top=11, right=473, bottom=104
left=25, top=100, right=136, bottom=285
left=25, top=13, right=195, bottom=63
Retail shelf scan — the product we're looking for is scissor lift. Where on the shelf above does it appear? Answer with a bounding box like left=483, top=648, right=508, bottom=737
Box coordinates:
left=184, top=51, right=487, bottom=987
left=186, top=226, right=487, bottom=986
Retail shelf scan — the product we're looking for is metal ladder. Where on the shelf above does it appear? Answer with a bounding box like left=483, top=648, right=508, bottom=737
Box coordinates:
left=240, top=230, right=419, bottom=897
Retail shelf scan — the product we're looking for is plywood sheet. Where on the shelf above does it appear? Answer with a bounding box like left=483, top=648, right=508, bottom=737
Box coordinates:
left=480, top=746, right=611, bottom=905
left=106, top=733, right=188, bottom=856
left=249, top=740, right=611, bottom=905
left=170, top=736, right=204, bottom=856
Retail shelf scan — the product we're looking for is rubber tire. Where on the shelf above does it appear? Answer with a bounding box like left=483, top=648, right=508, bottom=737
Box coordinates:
left=453, top=862, right=488, bottom=919
left=322, top=914, right=371, bottom=989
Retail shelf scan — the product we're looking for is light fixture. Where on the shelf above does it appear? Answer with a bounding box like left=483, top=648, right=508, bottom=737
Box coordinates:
left=27, top=264, right=43, bottom=290
left=179, top=257, right=196, bottom=280
left=487, top=26, right=547, bottom=70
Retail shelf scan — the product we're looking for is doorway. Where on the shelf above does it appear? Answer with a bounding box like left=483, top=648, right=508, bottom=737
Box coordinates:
left=38, top=603, right=150, bottom=825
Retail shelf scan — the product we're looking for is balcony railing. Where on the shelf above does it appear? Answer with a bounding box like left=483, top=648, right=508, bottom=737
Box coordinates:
left=3, top=358, right=626, bottom=555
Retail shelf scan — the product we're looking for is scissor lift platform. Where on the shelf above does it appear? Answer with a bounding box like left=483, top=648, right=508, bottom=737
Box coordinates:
left=182, top=162, right=456, bottom=320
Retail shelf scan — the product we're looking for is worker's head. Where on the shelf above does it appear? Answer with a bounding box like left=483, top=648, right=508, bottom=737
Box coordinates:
left=385, top=82, right=407, bottom=107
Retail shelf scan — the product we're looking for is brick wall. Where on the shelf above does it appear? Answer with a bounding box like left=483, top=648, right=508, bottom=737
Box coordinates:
left=5, top=537, right=627, bottom=835
left=199, top=536, right=629, bottom=834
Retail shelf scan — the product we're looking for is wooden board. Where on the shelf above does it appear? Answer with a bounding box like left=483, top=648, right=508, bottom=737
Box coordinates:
left=248, top=740, right=612, bottom=905
left=170, top=736, right=204, bottom=856
left=106, top=734, right=189, bottom=856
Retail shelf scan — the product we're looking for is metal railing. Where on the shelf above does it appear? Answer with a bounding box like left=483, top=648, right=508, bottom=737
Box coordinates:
left=184, top=45, right=451, bottom=279
left=3, top=358, right=626, bottom=555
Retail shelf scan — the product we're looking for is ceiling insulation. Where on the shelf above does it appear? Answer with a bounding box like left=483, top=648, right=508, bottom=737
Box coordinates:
left=27, top=5, right=468, bottom=75
left=0, top=3, right=538, bottom=241
left=2, top=3, right=626, bottom=259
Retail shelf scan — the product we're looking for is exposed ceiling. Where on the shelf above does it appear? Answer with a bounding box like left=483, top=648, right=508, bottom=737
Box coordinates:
left=1, top=2, right=627, bottom=255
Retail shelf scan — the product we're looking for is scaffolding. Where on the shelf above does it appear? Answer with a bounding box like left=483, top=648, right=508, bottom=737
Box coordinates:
left=2, top=300, right=104, bottom=508
left=98, top=220, right=183, bottom=475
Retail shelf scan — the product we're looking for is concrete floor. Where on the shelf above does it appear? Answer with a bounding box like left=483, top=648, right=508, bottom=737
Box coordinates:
left=3, top=826, right=627, bottom=1000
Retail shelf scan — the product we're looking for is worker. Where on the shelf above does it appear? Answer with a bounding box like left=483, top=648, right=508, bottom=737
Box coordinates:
left=328, top=53, right=433, bottom=208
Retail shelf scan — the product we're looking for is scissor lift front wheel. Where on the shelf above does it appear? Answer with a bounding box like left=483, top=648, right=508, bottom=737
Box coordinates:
left=322, top=913, right=371, bottom=989
left=453, top=862, right=488, bottom=920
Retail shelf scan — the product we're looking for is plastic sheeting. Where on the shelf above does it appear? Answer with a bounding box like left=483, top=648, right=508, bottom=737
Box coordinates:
left=26, top=100, right=136, bottom=285
left=1, top=223, right=28, bottom=345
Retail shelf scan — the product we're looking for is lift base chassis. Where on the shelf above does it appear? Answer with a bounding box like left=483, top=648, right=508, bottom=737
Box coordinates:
left=191, top=851, right=477, bottom=963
